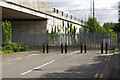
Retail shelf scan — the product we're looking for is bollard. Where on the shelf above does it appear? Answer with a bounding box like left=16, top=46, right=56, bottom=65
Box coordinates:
left=61, top=43, right=63, bottom=53
left=105, top=42, right=108, bottom=54
left=101, top=42, right=103, bottom=54
left=46, top=43, right=49, bottom=53
left=43, top=44, right=45, bottom=53
left=81, top=43, right=83, bottom=53
left=65, top=43, right=67, bottom=53
left=84, top=43, right=87, bottom=53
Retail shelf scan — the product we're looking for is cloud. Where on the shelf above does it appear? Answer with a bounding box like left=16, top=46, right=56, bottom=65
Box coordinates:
left=42, top=0, right=119, bottom=24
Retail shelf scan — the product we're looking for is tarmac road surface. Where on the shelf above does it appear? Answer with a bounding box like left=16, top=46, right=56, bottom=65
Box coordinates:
left=2, top=50, right=112, bottom=78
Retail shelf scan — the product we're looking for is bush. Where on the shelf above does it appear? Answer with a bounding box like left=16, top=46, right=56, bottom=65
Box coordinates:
left=110, top=45, right=119, bottom=51
left=1, top=20, right=29, bottom=54
left=11, top=42, right=29, bottom=52
left=2, top=42, right=29, bottom=54
left=11, top=43, right=20, bottom=52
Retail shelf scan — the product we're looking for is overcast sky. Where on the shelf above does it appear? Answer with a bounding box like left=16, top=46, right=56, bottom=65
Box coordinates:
left=41, top=0, right=119, bottom=25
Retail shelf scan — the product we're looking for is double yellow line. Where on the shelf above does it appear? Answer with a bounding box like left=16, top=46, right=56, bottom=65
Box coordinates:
left=94, top=73, right=104, bottom=78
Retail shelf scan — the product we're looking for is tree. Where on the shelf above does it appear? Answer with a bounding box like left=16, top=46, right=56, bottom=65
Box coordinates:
left=86, top=17, right=103, bottom=33
left=2, top=21, right=29, bottom=54
left=2, top=20, right=12, bottom=43
left=103, top=22, right=116, bottom=33
left=113, top=23, right=120, bottom=32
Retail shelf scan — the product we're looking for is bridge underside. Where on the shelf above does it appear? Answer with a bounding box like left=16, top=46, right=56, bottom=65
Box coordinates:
left=2, top=7, right=48, bottom=36
left=2, top=7, right=47, bottom=20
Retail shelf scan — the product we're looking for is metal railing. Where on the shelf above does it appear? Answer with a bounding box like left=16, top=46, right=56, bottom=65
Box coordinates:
left=53, top=8, right=80, bottom=21
left=12, top=32, right=119, bottom=50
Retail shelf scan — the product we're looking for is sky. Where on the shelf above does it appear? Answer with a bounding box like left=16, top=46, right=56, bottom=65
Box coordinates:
left=41, top=0, right=119, bottom=25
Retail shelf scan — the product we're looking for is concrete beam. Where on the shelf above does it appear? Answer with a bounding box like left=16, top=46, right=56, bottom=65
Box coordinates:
left=0, top=0, right=84, bottom=26
left=0, top=1, right=48, bottom=19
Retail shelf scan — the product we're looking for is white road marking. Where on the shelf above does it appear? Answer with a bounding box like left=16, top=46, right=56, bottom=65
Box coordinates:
left=88, top=61, right=101, bottom=64
left=21, top=60, right=55, bottom=76
left=70, top=50, right=80, bottom=54
left=21, top=70, right=32, bottom=76
left=34, top=60, right=55, bottom=70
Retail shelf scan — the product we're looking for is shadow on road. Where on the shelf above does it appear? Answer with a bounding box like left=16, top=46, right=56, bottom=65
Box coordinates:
left=39, top=55, right=110, bottom=78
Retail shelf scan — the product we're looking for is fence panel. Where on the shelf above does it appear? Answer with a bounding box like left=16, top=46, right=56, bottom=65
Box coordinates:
left=12, top=32, right=118, bottom=50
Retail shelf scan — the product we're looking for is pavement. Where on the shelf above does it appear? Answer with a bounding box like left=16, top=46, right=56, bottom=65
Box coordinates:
left=2, top=50, right=73, bottom=63
left=110, top=52, right=120, bottom=78
left=2, top=51, right=41, bottom=63
left=1, top=50, right=120, bottom=79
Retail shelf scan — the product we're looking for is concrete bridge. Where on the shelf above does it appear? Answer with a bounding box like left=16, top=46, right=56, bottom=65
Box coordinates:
left=1, top=0, right=85, bottom=34
left=1, top=0, right=85, bottom=47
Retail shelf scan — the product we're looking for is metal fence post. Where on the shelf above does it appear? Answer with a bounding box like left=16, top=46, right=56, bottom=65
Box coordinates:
left=46, top=43, right=49, bottom=53
left=81, top=43, right=83, bottom=53
left=61, top=43, right=63, bottom=53
left=43, top=43, right=45, bottom=53
left=65, top=43, right=67, bottom=53
left=105, top=42, right=108, bottom=54
left=101, top=42, right=103, bottom=54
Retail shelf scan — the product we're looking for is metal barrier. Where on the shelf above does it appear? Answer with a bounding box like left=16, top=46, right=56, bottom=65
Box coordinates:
left=80, top=43, right=83, bottom=53
left=84, top=43, right=87, bottom=53
left=43, top=44, right=45, bottom=53
left=105, top=42, right=108, bottom=54
left=46, top=43, right=49, bottom=53
left=61, top=43, right=63, bottom=53
left=65, top=43, right=67, bottom=53
left=101, top=42, right=103, bottom=54
left=12, top=32, right=118, bottom=52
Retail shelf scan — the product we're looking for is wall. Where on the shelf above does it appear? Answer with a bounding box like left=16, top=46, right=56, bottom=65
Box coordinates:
left=12, top=17, right=83, bottom=36
left=47, top=16, right=83, bottom=34
left=12, top=20, right=47, bottom=35
left=5, top=0, right=52, bottom=13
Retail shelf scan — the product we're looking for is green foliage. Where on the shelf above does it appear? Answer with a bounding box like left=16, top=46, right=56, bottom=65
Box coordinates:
left=57, top=25, right=61, bottom=33
left=103, top=22, right=115, bottom=31
left=2, top=21, right=29, bottom=54
left=110, top=45, right=119, bottom=50
left=67, top=22, right=69, bottom=28
left=11, top=42, right=29, bottom=52
left=79, top=28, right=82, bottom=33
left=2, top=20, right=12, bottom=43
left=2, top=42, right=29, bottom=54
left=50, top=25, right=61, bottom=34
left=86, top=17, right=118, bottom=34
left=87, top=17, right=103, bottom=33
left=103, top=22, right=116, bottom=33
left=112, top=23, right=120, bottom=32
left=49, top=22, right=81, bottom=34
left=73, top=26, right=77, bottom=34
left=51, top=27, right=54, bottom=34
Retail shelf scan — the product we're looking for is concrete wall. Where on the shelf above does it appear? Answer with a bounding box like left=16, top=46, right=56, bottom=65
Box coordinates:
left=5, top=0, right=52, bottom=13
left=12, top=18, right=82, bottom=36
left=47, top=16, right=83, bottom=34
left=12, top=21, right=47, bottom=35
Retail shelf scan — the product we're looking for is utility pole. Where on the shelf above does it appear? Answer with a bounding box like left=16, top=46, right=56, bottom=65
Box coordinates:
left=85, top=13, right=87, bottom=22
left=93, top=0, right=95, bottom=32
left=90, top=0, right=92, bottom=17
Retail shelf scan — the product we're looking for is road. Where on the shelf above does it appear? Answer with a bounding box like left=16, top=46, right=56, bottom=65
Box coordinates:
left=2, top=50, right=112, bottom=78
